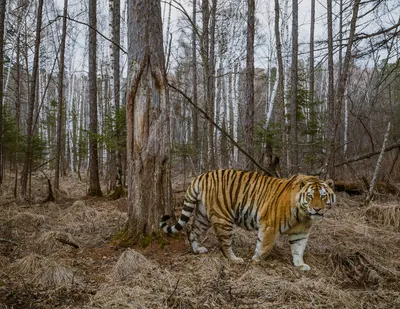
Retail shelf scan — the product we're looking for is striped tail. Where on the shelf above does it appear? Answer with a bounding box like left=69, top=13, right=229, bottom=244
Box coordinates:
left=160, top=186, right=198, bottom=234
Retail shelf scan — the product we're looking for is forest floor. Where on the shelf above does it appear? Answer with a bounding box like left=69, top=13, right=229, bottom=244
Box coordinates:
left=0, top=172, right=400, bottom=308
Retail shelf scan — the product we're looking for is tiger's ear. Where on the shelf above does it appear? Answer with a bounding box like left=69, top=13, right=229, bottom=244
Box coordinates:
left=299, top=179, right=307, bottom=189
left=325, top=179, right=334, bottom=188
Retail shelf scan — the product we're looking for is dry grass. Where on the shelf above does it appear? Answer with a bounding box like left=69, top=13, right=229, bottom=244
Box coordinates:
left=111, top=248, right=157, bottom=281
left=1, top=173, right=400, bottom=308
left=36, top=230, right=79, bottom=254
left=365, top=201, right=400, bottom=231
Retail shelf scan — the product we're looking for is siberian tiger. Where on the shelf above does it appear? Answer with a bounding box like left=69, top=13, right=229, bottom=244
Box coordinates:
left=160, top=169, right=336, bottom=271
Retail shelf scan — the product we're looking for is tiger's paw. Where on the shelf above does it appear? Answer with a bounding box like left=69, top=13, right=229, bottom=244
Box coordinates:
left=251, top=255, right=261, bottom=264
left=230, top=256, right=244, bottom=264
left=297, top=263, right=311, bottom=271
left=196, top=246, right=208, bottom=254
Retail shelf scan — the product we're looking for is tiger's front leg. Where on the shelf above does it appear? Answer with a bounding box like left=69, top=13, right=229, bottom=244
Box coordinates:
left=252, top=225, right=277, bottom=263
left=288, top=232, right=311, bottom=271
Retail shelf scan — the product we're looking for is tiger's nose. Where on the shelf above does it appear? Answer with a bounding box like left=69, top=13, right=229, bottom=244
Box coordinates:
left=313, top=208, right=321, bottom=213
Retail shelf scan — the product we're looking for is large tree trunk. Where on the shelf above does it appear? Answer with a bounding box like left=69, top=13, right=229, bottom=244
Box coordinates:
left=21, top=0, right=43, bottom=198
left=126, top=0, right=170, bottom=242
left=244, top=0, right=255, bottom=170
left=0, top=0, right=6, bottom=184
left=87, top=0, right=102, bottom=196
left=55, top=0, right=68, bottom=191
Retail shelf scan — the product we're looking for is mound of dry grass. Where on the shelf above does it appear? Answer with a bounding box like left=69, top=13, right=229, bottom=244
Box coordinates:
left=365, top=202, right=400, bottom=231
left=9, top=211, right=47, bottom=231
left=111, top=249, right=157, bottom=281
left=36, top=230, right=79, bottom=254
left=10, top=253, right=78, bottom=289
left=59, top=201, right=127, bottom=246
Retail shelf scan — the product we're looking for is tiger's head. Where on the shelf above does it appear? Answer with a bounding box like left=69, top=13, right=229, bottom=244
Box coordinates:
left=296, top=177, right=336, bottom=220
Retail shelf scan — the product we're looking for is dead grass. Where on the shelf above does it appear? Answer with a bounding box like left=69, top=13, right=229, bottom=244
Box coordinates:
left=1, top=172, right=400, bottom=308
left=111, top=248, right=157, bottom=281
left=365, top=201, right=400, bottom=231
left=36, top=230, right=79, bottom=254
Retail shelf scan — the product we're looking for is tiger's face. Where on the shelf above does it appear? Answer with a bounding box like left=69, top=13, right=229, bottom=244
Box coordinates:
left=298, top=178, right=336, bottom=219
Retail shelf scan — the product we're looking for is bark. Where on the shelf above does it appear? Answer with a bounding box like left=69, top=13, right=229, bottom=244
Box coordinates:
left=275, top=0, right=286, bottom=175
left=55, top=0, right=68, bottom=191
left=88, top=0, right=102, bottom=196
left=21, top=0, right=44, bottom=198
left=191, top=0, right=199, bottom=172
left=0, top=0, right=6, bottom=184
left=244, top=0, right=255, bottom=170
left=126, top=0, right=170, bottom=241
left=365, top=122, right=391, bottom=205
left=207, top=0, right=217, bottom=169
left=289, top=0, right=299, bottom=173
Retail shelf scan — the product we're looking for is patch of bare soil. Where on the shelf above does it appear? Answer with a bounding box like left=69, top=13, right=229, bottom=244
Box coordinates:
left=1, top=174, right=400, bottom=308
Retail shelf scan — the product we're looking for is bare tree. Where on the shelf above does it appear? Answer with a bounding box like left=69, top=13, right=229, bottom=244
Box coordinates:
left=275, top=0, right=286, bottom=176
left=54, top=0, right=68, bottom=191
left=289, top=0, right=299, bottom=174
left=244, top=0, right=255, bottom=170
left=126, top=0, right=170, bottom=241
left=0, top=0, right=6, bottom=184
left=191, top=0, right=199, bottom=173
left=21, top=0, right=44, bottom=198
left=87, top=0, right=102, bottom=196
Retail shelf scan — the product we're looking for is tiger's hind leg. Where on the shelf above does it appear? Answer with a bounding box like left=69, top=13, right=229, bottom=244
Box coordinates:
left=212, top=217, right=244, bottom=263
left=188, top=201, right=210, bottom=254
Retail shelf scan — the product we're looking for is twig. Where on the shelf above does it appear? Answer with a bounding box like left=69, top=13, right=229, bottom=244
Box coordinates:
left=55, top=237, right=80, bottom=249
left=0, top=238, right=18, bottom=245
left=167, top=278, right=180, bottom=302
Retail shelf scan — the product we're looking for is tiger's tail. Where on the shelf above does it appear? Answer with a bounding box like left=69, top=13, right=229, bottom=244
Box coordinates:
left=160, top=183, right=198, bottom=234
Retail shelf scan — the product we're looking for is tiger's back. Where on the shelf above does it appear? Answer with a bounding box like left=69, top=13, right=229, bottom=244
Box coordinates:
left=160, top=169, right=336, bottom=269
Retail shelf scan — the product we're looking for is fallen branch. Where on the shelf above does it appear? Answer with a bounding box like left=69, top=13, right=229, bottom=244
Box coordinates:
left=335, top=140, right=400, bottom=167
left=56, top=237, right=80, bottom=249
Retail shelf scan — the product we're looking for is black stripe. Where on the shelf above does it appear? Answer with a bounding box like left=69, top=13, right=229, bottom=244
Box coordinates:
left=175, top=223, right=183, bottom=231
left=183, top=205, right=194, bottom=212
left=180, top=214, right=190, bottom=222
left=167, top=226, right=173, bottom=234
left=160, top=222, right=167, bottom=228
left=289, top=237, right=306, bottom=244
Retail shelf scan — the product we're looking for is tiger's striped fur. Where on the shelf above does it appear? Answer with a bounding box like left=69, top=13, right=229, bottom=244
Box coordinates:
left=160, top=169, right=336, bottom=270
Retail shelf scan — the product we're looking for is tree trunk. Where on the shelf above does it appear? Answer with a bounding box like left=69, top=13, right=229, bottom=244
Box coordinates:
left=55, top=0, right=68, bottom=191
left=275, top=0, right=286, bottom=176
left=88, top=0, right=102, bottom=196
left=191, top=0, right=199, bottom=173
left=244, top=0, right=255, bottom=170
left=325, top=0, right=360, bottom=179
left=21, top=0, right=44, bottom=198
left=126, top=0, right=170, bottom=242
left=289, top=0, right=299, bottom=174
left=0, top=0, right=6, bottom=184
left=324, top=0, right=335, bottom=179
left=365, top=122, right=391, bottom=205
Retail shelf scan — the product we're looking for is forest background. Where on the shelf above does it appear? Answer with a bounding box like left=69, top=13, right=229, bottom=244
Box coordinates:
left=0, top=0, right=400, bottom=308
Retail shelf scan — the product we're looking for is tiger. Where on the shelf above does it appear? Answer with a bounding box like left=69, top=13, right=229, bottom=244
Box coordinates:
left=160, top=169, right=336, bottom=271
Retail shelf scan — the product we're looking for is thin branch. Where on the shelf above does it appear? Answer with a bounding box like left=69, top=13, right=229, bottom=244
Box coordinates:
left=168, top=82, right=277, bottom=177
left=50, top=15, right=127, bottom=54
left=335, top=140, right=400, bottom=167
